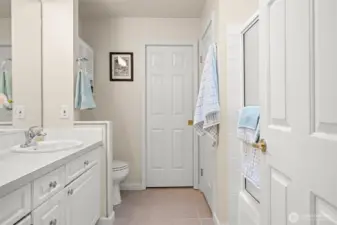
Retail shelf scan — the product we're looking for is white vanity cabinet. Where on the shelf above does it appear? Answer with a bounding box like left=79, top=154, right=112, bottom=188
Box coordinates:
left=33, top=166, right=66, bottom=208
left=32, top=190, right=65, bottom=225
left=0, top=185, right=31, bottom=225
left=65, top=165, right=100, bottom=225
left=0, top=147, right=102, bottom=225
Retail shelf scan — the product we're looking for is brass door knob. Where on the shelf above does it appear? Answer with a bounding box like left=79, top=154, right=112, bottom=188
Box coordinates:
left=252, top=139, right=267, bottom=153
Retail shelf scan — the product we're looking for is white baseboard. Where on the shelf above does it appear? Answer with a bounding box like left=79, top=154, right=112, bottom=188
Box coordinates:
left=97, top=211, right=115, bottom=225
left=120, top=183, right=145, bottom=191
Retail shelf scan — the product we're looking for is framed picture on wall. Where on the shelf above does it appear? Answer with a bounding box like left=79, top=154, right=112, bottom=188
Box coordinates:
left=109, top=52, right=134, bottom=82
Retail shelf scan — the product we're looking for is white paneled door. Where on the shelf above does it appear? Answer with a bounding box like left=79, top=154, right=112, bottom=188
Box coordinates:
left=146, top=46, right=194, bottom=187
left=259, top=0, right=337, bottom=224
left=199, top=24, right=216, bottom=211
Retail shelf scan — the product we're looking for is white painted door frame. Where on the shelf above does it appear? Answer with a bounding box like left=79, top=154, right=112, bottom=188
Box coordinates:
left=238, top=11, right=261, bottom=225
left=142, top=44, right=199, bottom=189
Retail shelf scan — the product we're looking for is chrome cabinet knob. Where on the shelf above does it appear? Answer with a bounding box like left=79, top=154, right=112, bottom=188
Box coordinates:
left=84, top=160, right=89, bottom=166
left=49, top=219, right=57, bottom=225
left=68, top=189, right=74, bottom=195
left=49, top=181, right=57, bottom=188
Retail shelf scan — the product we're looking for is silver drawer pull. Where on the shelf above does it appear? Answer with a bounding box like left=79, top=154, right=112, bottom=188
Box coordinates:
left=68, top=189, right=74, bottom=196
left=84, top=160, right=89, bottom=166
left=50, top=219, right=57, bottom=225
left=49, top=181, right=57, bottom=189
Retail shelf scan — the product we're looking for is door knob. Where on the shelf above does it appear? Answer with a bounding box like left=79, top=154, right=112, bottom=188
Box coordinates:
left=252, top=139, right=267, bottom=153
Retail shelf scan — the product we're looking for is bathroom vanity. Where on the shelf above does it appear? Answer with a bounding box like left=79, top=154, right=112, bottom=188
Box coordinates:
left=0, top=140, right=103, bottom=225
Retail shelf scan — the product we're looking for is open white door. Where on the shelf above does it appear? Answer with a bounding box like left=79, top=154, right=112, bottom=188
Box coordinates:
left=259, top=0, right=337, bottom=224
left=199, top=19, right=216, bottom=210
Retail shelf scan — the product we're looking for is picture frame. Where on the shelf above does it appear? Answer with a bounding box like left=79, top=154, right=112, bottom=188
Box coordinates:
left=109, top=52, right=134, bottom=82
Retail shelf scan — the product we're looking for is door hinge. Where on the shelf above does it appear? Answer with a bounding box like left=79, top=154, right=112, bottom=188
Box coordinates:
left=199, top=56, right=203, bottom=64
left=201, top=168, right=204, bottom=177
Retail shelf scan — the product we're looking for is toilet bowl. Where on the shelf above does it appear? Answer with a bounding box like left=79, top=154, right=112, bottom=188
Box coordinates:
left=112, top=160, right=129, bottom=205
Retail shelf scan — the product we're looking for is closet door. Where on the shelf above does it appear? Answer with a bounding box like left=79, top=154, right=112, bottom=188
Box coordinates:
left=146, top=46, right=194, bottom=187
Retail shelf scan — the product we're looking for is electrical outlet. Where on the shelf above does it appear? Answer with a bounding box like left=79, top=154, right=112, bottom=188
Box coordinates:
left=60, top=105, right=69, bottom=119
left=15, top=105, right=25, bottom=119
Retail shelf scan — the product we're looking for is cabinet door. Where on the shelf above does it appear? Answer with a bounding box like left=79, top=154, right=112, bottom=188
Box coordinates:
left=65, top=165, right=100, bottom=225
left=32, top=190, right=65, bottom=225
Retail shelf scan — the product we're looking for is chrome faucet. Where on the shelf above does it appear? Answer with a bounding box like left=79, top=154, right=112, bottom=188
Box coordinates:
left=20, top=126, right=46, bottom=148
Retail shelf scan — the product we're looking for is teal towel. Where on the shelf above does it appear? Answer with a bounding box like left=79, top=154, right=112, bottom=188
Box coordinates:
left=0, top=71, right=12, bottom=109
left=238, top=106, right=260, bottom=130
left=75, top=71, right=96, bottom=110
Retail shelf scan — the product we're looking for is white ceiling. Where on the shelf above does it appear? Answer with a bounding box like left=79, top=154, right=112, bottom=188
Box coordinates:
left=79, top=0, right=206, bottom=18
left=0, top=0, right=206, bottom=19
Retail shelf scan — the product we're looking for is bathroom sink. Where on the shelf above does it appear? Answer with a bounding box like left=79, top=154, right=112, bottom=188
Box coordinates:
left=11, top=140, right=83, bottom=153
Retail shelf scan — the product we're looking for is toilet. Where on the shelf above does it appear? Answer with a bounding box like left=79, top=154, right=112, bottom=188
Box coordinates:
left=112, top=160, right=129, bottom=205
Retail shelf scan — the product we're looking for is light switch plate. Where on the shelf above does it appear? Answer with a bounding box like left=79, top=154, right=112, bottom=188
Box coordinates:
left=60, top=105, right=69, bottom=119
left=14, top=105, right=25, bottom=119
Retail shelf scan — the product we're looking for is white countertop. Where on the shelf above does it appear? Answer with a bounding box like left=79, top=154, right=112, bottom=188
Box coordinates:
left=0, top=140, right=103, bottom=198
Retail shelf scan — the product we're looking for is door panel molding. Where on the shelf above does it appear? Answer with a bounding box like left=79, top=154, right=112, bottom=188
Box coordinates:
left=144, top=45, right=196, bottom=188
left=267, top=0, right=291, bottom=130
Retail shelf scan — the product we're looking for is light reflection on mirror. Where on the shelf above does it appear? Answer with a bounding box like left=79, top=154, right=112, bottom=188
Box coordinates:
left=0, top=0, right=11, bottom=124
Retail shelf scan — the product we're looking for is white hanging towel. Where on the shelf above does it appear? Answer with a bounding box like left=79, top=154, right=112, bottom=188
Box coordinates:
left=237, top=107, right=261, bottom=188
left=193, top=43, right=220, bottom=146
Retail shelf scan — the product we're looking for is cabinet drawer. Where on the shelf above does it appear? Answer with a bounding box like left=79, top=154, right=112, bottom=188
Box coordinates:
left=33, top=166, right=66, bottom=208
left=66, top=149, right=99, bottom=184
left=0, top=184, right=31, bottom=225
left=15, top=215, right=31, bottom=225
left=32, top=190, right=65, bottom=225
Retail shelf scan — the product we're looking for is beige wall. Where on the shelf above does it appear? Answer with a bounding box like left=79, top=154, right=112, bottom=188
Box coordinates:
left=11, top=0, right=42, bottom=128
left=200, top=0, right=259, bottom=224
left=80, top=17, right=200, bottom=185
left=42, top=0, right=78, bottom=128
left=0, top=19, right=10, bottom=45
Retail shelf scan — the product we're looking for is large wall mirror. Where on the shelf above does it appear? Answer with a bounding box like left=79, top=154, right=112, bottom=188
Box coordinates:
left=0, top=0, right=12, bottom=125
left=0, top=0, right=43, bottom=128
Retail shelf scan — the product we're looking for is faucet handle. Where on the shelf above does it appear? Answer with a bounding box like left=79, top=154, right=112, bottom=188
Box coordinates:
left=36, top=129, right=47, bottom=137
left=29, top=126, right=46, bottom=137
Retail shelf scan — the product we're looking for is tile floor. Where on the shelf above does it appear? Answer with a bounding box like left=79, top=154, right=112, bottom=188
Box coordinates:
left=114, top=188, right=214, bottom=225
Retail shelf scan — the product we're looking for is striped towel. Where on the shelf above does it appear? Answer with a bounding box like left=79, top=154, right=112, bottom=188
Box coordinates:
left=237, top=107, right=261, bottom=188
left=193, top=43, right=220, bottom=146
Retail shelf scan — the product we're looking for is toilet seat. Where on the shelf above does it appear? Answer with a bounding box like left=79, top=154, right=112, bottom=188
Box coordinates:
left=112, top=160, right=130, bottom=206
left=112, top=160, right=128, bottom=172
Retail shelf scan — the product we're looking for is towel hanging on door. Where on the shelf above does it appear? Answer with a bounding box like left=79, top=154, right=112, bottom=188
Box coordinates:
left=237, top=106, right=261, bottom=188
left=193, top=43, right=220, bottom=146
